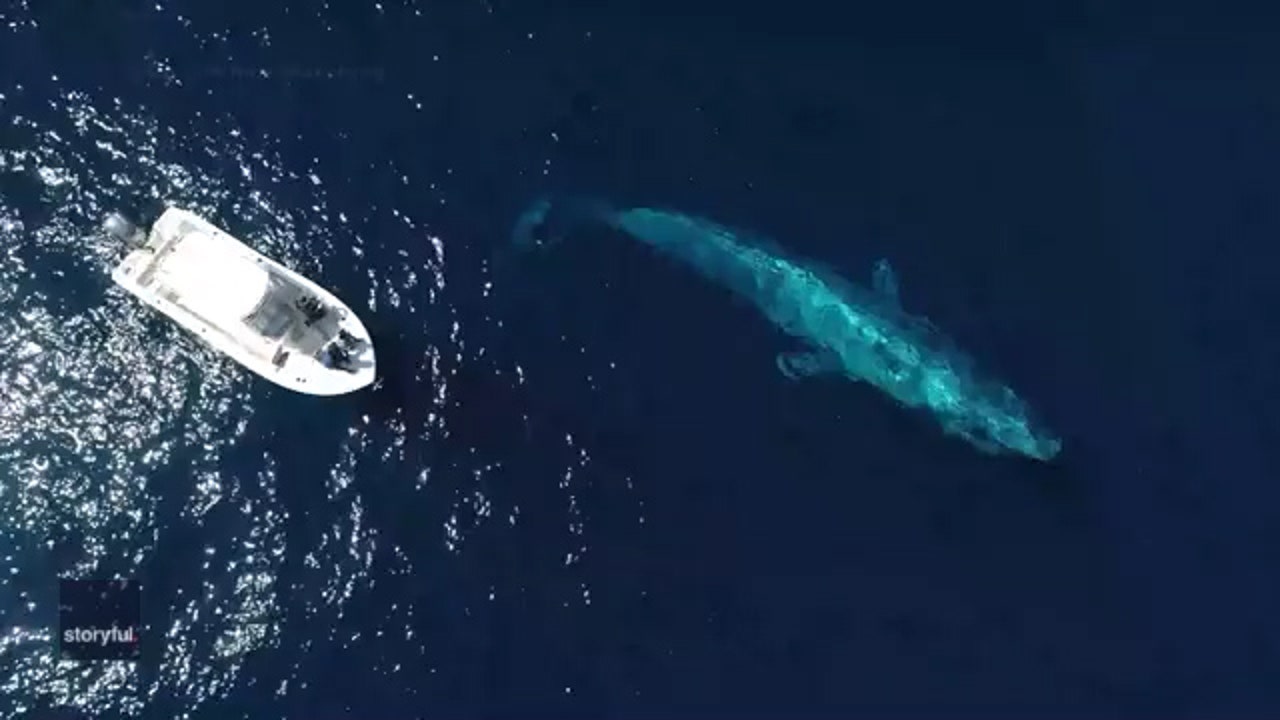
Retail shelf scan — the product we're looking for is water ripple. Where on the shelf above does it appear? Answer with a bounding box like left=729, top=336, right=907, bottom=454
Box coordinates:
left=0, top=88, right=305, bottom=717
left=1, top=24, right=628, bottom=717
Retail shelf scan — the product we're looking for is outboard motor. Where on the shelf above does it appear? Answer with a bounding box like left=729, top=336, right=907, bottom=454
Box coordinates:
left=102, top=212, right=146, bottom=248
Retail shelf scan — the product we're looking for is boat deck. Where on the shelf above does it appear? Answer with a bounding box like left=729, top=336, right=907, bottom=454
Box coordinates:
left=110, top=207, right=376, bottom=396
left=138, top=224, right=284, bottom=363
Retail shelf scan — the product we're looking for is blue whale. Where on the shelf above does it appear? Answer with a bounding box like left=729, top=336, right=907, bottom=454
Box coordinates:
left=513, top=199, right=1062, bottom=461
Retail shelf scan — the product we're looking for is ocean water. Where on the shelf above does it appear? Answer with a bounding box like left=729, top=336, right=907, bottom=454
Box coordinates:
left=2, top=1, right=1279, bottom=718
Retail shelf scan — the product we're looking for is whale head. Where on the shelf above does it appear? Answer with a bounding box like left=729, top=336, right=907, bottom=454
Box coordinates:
left=940, top=381, right=1062, bottom=461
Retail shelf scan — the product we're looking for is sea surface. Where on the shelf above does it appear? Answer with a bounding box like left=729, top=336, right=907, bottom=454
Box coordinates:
left=1, top=1, right=1278, bottom=718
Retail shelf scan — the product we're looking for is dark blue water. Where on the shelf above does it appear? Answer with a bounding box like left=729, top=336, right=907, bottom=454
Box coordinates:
left=2, top=1, right=1278, bottom=718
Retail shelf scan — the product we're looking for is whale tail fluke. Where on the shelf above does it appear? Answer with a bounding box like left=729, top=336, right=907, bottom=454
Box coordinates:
left=510, top=197, right=556, bottom=250
left=493, top=195, right=617, bottom=308
left=510, top=195, right=615, bottom=251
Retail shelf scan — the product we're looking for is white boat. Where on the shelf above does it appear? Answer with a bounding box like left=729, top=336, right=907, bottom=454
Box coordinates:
left=105, top=207, right=376, bottom=396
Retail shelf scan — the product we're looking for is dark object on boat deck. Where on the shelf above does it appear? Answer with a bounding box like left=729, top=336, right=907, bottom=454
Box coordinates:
left=296, top=295, right=326, bottom=325
left=337, top=328, right=361, bottom=349
left=328, top=342, right=355, bottom=372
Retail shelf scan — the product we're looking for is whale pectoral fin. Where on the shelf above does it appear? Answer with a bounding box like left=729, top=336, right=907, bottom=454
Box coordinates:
left=776, top=349, right=844, bottom=381
left=872, top=259, right=900, bottom=305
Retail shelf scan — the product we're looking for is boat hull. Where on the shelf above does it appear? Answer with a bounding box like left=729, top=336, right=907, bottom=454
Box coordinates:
left=110, top=208, right=375, bottom=396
